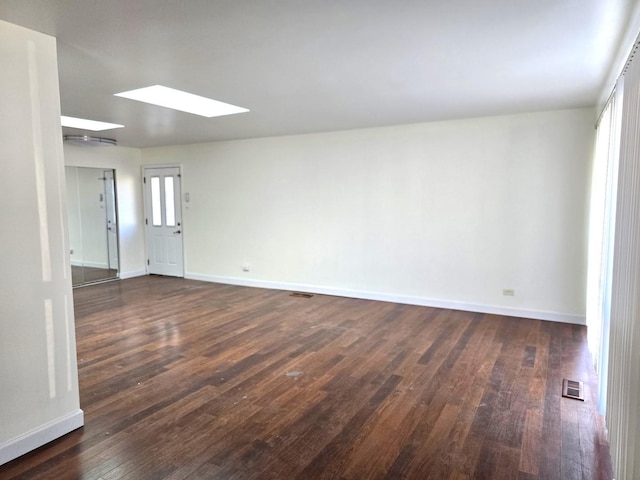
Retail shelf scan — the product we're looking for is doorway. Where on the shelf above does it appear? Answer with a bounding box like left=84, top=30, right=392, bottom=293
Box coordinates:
left=143, top=166, right=184, bottom=277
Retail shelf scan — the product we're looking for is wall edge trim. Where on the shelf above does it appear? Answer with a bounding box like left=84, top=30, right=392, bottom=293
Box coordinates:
left=185, top=273, right=585, bottom=325
left=119, top=270, right=147, bottom=280
left=0, top=409, right=84, bottom=466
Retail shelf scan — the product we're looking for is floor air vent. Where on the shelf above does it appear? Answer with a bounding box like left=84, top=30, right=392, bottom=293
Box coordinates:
left=562, top=379, right=584, bottom=401
left=290, top=292, right=313, bottom=298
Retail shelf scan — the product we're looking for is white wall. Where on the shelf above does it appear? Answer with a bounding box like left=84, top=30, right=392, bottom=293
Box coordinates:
left=0, top=20, right=83, bottom=465
left=64, top=144, right=146, bottom=278
left=142, top=108, right=594, bottom=323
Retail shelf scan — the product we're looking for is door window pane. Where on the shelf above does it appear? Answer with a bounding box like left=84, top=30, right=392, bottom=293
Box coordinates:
left=165, top=176, right=175, bottom=227
left=151, top=177, right=161, bottom=226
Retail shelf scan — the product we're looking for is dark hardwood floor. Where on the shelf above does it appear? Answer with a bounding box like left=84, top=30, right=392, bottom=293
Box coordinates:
left=0, top=276, right=612, bottom=479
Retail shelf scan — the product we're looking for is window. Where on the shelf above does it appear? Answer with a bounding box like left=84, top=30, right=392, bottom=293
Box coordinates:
left=151, top=177, right=162, bottom=226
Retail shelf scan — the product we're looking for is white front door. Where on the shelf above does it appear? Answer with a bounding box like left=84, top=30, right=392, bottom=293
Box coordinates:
left=144, top=167, right=184, bottom=276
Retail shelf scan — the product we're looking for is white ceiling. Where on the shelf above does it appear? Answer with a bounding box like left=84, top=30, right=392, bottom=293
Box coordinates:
left=0, top=0, right=635, bottom=148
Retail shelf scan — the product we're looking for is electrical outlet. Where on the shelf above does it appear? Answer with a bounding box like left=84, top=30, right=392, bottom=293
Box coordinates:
left=503, top=288, right=515, bottom=296
left=242, top=263, right=250, bottom=272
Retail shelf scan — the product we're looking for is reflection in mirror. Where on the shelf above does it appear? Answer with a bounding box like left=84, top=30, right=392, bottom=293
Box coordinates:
left=66, top=166, right=119, bottom=286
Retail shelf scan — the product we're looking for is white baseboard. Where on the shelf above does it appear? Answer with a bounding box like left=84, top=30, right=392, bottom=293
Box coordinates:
left=0, top=409, right=84, bottom=466
left=119, top=269, right=147, bottom=280
left=185, top=273, right=585, bottom=325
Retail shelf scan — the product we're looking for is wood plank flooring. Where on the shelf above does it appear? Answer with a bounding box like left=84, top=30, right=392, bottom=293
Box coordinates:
left=0, top=276, right=613, bottom=479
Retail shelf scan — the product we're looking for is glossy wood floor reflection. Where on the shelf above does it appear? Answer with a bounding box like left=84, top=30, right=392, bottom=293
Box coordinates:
left=0, top=276, right=612, bottom=479
left=71, top=265, right=118, bottom=286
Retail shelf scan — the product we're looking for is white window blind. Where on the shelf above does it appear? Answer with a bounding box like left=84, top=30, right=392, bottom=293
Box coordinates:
left=586, top=90, right=621, bottom=416
left=605, top=36, right=640, bottom=480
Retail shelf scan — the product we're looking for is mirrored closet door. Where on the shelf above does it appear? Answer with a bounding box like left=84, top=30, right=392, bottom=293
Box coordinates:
left=66, top=166, right=119, bottom=286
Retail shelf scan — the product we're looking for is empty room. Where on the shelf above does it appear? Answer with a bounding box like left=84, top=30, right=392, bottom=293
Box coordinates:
left=1, top=1, right=639, bottom=479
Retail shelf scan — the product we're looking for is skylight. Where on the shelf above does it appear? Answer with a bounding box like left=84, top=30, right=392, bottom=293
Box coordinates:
left=114, top=85, right=249, bottom=118
left=61, top=116, right=124, bottom=131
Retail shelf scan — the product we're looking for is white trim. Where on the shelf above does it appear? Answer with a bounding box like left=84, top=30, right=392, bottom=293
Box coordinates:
left=0, top=409, right=84, bottom=466
left=119, top=269, right=147, bottom=280
left=185, top=273, right=585, bottom=325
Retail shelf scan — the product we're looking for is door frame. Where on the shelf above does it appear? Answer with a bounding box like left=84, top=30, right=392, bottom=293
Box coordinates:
left=142, top=164, right=185, bottom=277
left=103, top=169, right=119, bottom=273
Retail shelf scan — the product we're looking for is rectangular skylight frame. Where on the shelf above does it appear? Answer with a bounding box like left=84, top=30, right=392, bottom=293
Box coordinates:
left=114, top=85, right=249, bottom=118
left=61, top=116, right=124, bottom=131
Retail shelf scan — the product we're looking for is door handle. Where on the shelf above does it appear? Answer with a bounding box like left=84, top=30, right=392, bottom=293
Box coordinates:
left=173, top=230, right=181, bottom=234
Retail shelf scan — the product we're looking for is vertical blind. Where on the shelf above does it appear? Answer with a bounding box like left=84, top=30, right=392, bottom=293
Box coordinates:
left=605, top=37, right=640, bottom=480
left=586, top=87, right=621, bottom=415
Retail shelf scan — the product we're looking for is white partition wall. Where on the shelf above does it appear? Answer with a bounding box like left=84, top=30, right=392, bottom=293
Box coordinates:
left=0, top=20, right=83, bottom=465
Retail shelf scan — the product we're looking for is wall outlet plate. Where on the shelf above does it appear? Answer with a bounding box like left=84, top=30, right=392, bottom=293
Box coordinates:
left=242, top=263, right=250, bottom=272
